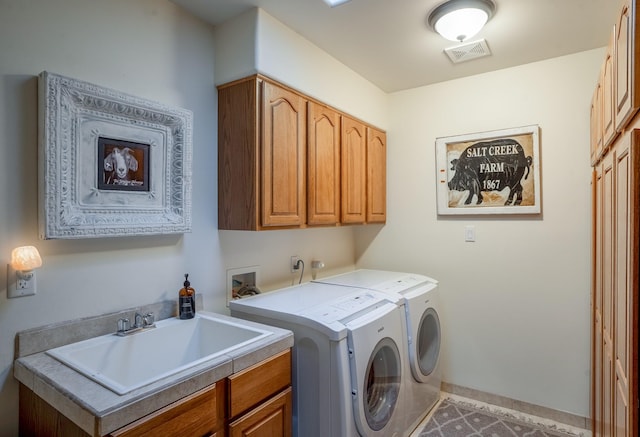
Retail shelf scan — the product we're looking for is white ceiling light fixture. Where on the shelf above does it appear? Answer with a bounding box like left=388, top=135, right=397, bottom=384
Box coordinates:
left=428, top=0, right=496, bottom=42
left=323, top=0, right=351, bottom=7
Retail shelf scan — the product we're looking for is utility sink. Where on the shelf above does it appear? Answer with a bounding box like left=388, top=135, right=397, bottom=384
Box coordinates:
left=46, top=313, right=272, bottom=395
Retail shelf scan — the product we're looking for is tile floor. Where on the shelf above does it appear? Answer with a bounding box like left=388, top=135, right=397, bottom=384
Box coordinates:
left=410, top=394, right=591, bottom=437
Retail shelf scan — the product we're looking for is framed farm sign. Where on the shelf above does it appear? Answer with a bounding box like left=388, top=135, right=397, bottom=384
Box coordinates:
left=38, top=71, right=193, bottom=239
left=435, top=125, right=541, bottom=215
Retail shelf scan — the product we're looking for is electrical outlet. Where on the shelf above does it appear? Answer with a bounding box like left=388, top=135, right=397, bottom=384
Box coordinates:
left=6, top=264, right=37, bottom=298
left=291, top=256, right=300, bottom=272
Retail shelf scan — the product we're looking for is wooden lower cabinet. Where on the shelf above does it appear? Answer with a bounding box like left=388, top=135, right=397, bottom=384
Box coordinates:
left=227, top=349, right=292, bottom=437
left=228, top=388, right=292, bottom=437
left=19, top=384, right=89, bottom=437
left=19, top=349, right=292, bottom=437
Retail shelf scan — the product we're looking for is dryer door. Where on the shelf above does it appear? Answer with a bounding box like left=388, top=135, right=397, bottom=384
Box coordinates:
left=346, top=303, right=405, bottom=437
left=411, top=306, right=441, bottom=383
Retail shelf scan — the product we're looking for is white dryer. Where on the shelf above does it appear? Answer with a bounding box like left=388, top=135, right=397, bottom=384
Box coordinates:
left=314, top=269, right=442, bottom=435
left=229, top=281, right=408, bottom=437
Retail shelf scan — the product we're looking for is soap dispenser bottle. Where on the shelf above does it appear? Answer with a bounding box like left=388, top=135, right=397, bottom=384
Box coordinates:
left=179, top=274, right=195, bottom=319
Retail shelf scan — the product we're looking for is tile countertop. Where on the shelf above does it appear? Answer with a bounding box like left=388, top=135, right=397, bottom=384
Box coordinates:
left=14, top=302, right=293, bottom=437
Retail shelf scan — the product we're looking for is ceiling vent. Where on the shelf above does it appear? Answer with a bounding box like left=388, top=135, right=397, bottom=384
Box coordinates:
left=444, top=39, right=491, bottom=63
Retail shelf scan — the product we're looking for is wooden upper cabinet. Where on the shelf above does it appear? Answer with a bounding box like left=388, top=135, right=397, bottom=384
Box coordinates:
left=261, top=81, right=307, bottom=227
left=615, top=0, right=640, bottom=132
left=307, top=101, right=341, bottom=225
left=218, top=77, right=259, bottom=230
left=367, top=127, right=386, bottom=223
left=603, top=27, right=617, bottom=149
left=218, top=74, right=386, bottom=230
left=341, top=116, right=367, bottom=224
left=218, top=76, right=306, bottom=230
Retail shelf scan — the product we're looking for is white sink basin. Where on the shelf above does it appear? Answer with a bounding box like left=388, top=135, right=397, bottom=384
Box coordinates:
left=46, top=313, right=272, bottom=395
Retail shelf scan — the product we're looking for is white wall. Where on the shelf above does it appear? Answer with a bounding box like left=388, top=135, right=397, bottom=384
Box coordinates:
left=254, top=9, right=389, bottom=130
left=214, top=8, right=389, bottom=130
left=354, top=49, right=603, bottom=417
left=0, top=1, right=378, bottom=435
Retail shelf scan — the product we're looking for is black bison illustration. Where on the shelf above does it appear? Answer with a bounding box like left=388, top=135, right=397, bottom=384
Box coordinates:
left=448, top=138, right=533, bottom=206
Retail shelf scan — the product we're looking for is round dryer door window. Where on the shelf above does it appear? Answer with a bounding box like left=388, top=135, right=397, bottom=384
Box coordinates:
left=364, top=337, right=402, bottom=431
left=417, top=307, right=441, bottom=376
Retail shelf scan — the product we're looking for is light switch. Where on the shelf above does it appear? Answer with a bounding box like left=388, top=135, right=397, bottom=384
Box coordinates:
left=464, top=225, right=475, bottom=242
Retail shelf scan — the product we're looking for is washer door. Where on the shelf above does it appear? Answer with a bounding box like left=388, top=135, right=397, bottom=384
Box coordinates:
left=346, top=303, right=405, bottom=436
left=412, top=306, right=441, bottom=382
left=364, top=337, right=401, bottom=430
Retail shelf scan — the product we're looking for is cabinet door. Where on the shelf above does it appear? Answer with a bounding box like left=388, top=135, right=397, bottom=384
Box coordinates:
left=615, top=0, right=639, bottom=131
left=307, top=101, right=341, bottom=225
left=109, top=383, right=224, bottom=437
left=341, top=116, right=367, bottom=224
left=228, top=388, right=292, bottom=437
left=228, top=349, right=291, bottom=419
left=366, top=127, right=386, bottom=223
left=602, top=149, right=615, bottom=437
left=261, top=81, right=307, bottom=227
left=592, top=165, right=603, bottom=437
left=612, top=132, right=638, bottom=437
left=603, top=28, right=617, bottom=148
left=592, top=84, right=602, bottom=166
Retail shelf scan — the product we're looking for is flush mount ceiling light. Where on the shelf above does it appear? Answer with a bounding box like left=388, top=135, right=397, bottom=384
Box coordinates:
left=323, top=0, right=351, bottom=7
left=428, top=0, right=496, bottom=42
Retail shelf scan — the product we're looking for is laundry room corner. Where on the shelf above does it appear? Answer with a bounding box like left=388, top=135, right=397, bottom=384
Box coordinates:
left=354, top=48, right=601, bottom=418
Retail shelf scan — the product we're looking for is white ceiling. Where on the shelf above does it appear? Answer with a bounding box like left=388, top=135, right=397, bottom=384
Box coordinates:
left=170, top=0, right=619, bottom=93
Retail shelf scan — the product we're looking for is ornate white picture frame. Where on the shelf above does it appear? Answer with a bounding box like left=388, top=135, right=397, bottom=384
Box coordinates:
left=38, top=71, right=193, bottom=239
left=435, top=125, right=541, bottom=215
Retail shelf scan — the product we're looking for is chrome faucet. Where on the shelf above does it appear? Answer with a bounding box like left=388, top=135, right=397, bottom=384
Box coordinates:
left=116, top=312, right=156, bottom=336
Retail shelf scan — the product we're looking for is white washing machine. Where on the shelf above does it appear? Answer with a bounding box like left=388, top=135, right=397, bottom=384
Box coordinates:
left=314, top=269, right=442, bottom=435
left=229, top=281, right=408, bottom=437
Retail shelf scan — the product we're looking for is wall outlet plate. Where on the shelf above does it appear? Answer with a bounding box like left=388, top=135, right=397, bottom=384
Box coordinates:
left=6, top=264, right=37, bottom=298
left=290, top=256, right=300, bottom=272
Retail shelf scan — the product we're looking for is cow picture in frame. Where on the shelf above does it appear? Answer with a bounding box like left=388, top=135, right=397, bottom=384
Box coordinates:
left=435, top=125, right=541, bottom=215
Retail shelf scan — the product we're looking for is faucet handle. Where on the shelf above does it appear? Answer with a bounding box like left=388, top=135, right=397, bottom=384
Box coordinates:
left=134, top=312, right=143, bottom=328
left=143, top=312, right=155, bottom=327
left=118, top=318, right=130, bottom=332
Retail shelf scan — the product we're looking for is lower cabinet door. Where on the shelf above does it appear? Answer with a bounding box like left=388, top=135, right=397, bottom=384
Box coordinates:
left=228, top=388, right=292, bottom=437
left=109, top=383, right=223, bottom=437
